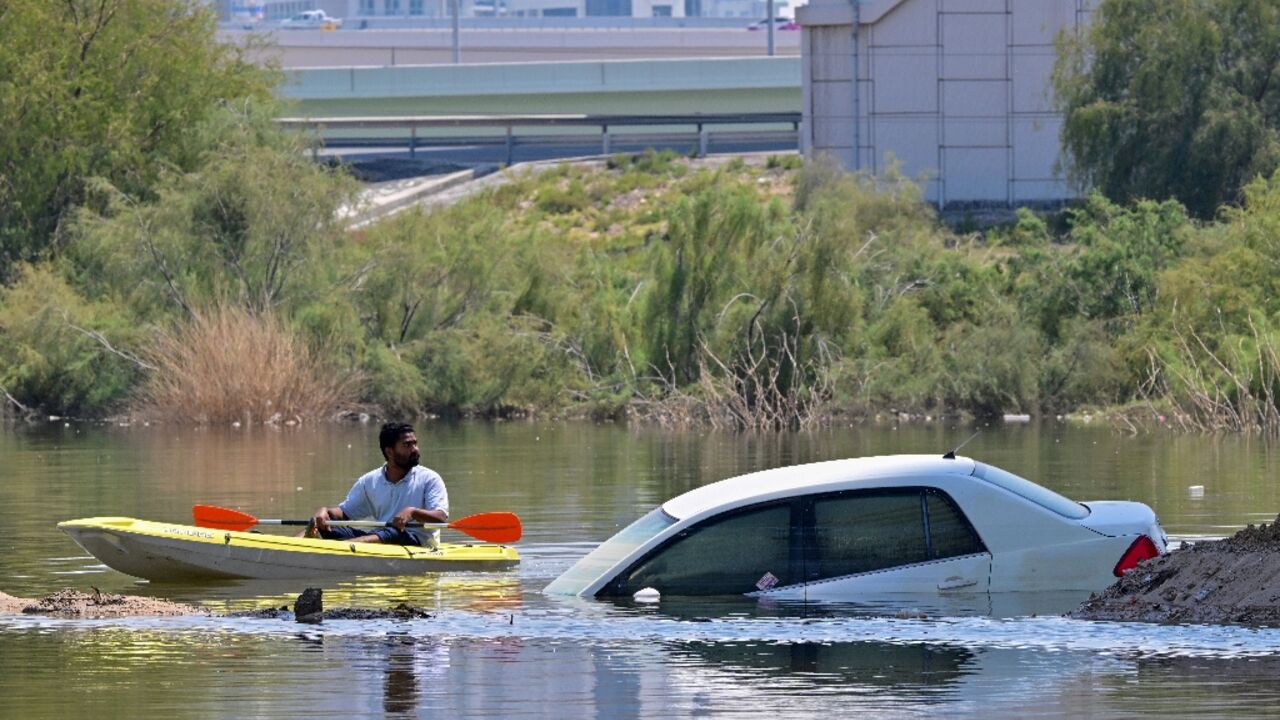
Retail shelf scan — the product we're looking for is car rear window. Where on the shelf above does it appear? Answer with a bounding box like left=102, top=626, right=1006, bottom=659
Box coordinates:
left=973, top=463, right=1090, bottom=519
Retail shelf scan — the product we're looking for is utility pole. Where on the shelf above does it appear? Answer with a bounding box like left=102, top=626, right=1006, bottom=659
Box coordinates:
left=766, top=0, right=775, bottom=56
left=451, top=0, right=461, bottom=64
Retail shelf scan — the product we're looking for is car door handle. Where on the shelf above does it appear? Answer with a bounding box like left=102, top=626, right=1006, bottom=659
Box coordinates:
left=937, top=575, right=979, bottom=591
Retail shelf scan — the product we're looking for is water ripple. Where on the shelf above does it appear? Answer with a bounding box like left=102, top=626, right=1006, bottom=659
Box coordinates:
left=3, top=606, right=1279, bottom=660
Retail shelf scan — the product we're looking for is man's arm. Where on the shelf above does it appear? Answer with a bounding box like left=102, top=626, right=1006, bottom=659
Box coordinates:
left=390, top=506, right=447, bottom=529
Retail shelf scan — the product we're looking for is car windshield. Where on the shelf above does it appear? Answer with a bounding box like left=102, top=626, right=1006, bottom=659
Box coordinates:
left=544, top=506, right=677, bottom=595
left=973, top=462, right=1090, bottom=519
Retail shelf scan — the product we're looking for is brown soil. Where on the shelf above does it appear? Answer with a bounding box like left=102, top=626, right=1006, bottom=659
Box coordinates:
left=0, top=587, right=429, bottom=622
left=0, top=589, right=206, bottom=618
left=0, top=591, right=28, bottom=614
left=1071, top=514, right=1280, bottom=626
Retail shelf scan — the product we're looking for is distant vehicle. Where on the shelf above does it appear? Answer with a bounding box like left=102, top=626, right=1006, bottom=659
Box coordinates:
left=230, top=2, right=265, bottom=29
left=747, top=17, right=800, bottom=31
left=279, top=10, right=343, bottom=30
left=545, top=454, right=1168, bottom=599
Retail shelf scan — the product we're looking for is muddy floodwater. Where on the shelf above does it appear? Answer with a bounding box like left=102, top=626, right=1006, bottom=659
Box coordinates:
left=4, top=420, right=1280, bottom=718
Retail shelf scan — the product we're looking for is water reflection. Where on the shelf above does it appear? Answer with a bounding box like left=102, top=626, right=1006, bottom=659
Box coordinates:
left=185, top=574, right=525, bottom=616
left=671, top=639, right=975, bottom=692
left=381, top=635, right=435, bottom=718
left=600, top=591, right=1091, bottom=624
left=5, top=604, right=1280, bottom=717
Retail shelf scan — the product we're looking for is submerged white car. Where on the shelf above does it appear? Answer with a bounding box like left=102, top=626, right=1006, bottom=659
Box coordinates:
left=545, top=454, right=1167, bottom=599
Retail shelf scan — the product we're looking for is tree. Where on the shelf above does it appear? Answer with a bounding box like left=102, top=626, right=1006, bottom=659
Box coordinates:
left=0, top=0, right=276, bottom=280
left=1053, top=0, right=1280, bottom=217
left=68, top=114, right=358, bottom=320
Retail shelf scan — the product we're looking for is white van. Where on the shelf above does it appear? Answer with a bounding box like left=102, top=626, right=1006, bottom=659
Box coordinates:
left=280, top=10, right=343, bottom=30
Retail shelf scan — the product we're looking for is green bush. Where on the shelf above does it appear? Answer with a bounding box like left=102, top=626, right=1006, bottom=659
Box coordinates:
left=535, top=178, right=590, bottom=215
left=0, top=264, right=143, bottom=416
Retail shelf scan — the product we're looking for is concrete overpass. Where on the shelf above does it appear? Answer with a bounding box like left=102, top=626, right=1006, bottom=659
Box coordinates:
left=225, top=26, right=800, bottom=65
left=249, top=16, right=1076, bottom=208
left=280, top=55, right=801, bottom=118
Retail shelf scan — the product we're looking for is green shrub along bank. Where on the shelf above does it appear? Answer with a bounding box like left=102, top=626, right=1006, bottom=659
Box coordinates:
left=6, top=144, right=1280, bottom=431
left=7, top=0, right=1280, bottom=431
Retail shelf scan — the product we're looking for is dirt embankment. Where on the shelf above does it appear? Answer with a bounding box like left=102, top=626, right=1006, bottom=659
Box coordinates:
left=0, top=589, right=205, bottom=618
left=1071, top=515, right=1280, bottom=626
left=0, top=587, right=429, bottom=622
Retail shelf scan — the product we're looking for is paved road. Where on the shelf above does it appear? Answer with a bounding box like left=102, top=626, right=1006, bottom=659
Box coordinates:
left=221, top=27, right=801, bottom=66
left=322, top=136, right=798, bottom=166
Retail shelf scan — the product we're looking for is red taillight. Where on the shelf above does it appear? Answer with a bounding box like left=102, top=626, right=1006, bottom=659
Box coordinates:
left=1113, top=535, right=1160, bottom=577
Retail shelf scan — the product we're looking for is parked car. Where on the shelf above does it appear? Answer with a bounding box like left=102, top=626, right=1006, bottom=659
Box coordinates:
left=229, top=3, right=265, bottom=29
left=747, top=17, right=800, bottom=31
left=545, top=454, right=1167, bottom=599
left=279, top=10, right=343, bottom=30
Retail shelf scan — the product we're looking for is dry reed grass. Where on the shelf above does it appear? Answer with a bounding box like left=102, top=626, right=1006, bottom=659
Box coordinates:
left=134, top=305, right=364, bottom=424
left=1150, top=315, right=1280, bottom=433
left=632, top=335, right=830, bottom=431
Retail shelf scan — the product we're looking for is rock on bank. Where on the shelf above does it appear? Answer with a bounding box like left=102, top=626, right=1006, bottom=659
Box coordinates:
left=1071, top=515, right=1280, bottom=626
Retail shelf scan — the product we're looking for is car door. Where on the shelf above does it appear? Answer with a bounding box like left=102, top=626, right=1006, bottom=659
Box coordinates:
left=760, top=488, right=992, bottom=600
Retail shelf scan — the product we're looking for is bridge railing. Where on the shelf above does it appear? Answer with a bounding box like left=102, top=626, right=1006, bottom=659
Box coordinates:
left=278, top=113, right=803, bottom=163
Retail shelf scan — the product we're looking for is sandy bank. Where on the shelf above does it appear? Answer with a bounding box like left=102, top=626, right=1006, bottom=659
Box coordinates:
left=0, top=587, right=429, bottom=622
left=1071, top=515, right=1280, bottom=626
left=0, top=589, right=205, bottom=618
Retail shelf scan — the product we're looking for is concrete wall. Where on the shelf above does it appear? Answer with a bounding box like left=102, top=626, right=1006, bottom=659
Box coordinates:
left=282, top=56, right=801, bottom=116
left=237, top=27, right=800, bottom=64
left=798, top=0, right=1095, bottom=207
left=286, top=55, right=799, bottom=98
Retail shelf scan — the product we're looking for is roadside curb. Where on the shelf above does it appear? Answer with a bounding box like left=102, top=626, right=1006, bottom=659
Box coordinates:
left=344, top=168, right=479, bottom=229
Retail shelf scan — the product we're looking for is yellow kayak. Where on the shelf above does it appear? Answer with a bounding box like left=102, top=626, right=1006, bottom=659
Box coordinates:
left=58, top=517, right=520, bottom=582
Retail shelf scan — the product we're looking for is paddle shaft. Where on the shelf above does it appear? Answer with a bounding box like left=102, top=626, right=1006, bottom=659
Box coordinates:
left=256, top=518, right=444, bottom=529
left=193, top=505, right=522, bottom=543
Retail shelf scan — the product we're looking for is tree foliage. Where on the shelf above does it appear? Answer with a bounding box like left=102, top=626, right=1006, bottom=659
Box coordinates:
left=0, top=0, right=275, bottom=279
left=1054, top=0, right=1280, bottom=217
left=69, top=111, right=357, bottom=320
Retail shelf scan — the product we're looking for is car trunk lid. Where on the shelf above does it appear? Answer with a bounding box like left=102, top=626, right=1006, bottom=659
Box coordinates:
left=1080, top=500, right=1168, bottom=552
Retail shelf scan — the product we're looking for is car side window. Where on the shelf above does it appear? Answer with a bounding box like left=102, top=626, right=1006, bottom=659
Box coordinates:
left=808, top=490, right=930, bottom=578
left=806, top=488, right=987, bottom=581
left=924, top=490, right=986, bottom=559
left=602, top=502, right=793, bottom=596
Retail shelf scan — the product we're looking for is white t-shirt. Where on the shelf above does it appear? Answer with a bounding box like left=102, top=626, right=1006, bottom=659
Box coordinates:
left=339, top=465, right=449, bottom=546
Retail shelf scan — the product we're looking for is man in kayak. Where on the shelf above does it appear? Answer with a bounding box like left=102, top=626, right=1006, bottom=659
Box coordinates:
left=302, top=422, right=449, bottom=547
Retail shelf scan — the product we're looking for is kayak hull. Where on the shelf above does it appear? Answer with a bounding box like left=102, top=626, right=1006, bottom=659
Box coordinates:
left=58, top=517, right=520, bottom=582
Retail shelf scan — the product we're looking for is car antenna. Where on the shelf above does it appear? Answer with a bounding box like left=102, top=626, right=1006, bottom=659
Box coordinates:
left=943, top=430, right=981, bottom=459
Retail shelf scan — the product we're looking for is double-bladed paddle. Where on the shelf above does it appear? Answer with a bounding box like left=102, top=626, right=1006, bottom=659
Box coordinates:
left=192, top=505, right=522, bottom=544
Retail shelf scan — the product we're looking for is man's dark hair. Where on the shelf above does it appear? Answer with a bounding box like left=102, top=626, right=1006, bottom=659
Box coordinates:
left=379, top=422, right=415, bottom=454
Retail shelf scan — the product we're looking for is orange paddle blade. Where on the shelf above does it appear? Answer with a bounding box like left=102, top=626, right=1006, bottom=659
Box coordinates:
left=450, top=511, right=522, bottom=544
left=193, top=505, right=259, bottom=532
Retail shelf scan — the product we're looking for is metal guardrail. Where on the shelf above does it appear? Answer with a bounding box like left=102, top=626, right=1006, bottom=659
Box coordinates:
left=279, top=113, right=803, bottom=163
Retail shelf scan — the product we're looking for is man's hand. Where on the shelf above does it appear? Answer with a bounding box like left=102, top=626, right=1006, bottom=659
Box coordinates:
left=391, top=506, right=417, bottom=530
left=312, top=507, right=332, bottom=533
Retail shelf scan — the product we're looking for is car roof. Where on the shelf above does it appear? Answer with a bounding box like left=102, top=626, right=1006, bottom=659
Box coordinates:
left=662, top=454, right=977, bottom=520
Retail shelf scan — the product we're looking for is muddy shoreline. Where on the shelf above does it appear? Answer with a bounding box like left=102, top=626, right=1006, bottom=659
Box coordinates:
left=0, top=587, right=430, bottom=622
left=1069, top=516, right=1280, bottom=626
left=0, top=588, right=205, bottom=618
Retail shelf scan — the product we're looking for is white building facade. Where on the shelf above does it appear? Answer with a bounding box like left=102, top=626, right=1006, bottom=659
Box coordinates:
left=797, top=0, right=1094, bottom=207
